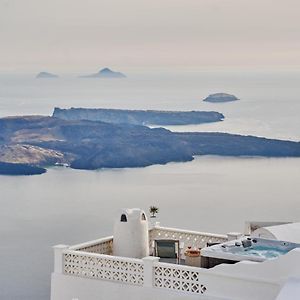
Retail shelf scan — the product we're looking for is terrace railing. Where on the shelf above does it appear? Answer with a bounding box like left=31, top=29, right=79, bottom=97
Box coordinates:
left=53, top=226, right=230, bottom=295
left=52, top=229, right=299, bottom=300
left=149, top=225, right=228, bottom=254
left=62, top=249, right=144, bottom=286
left=153, top=261, right=207, bottom=294
left=69, top=236, right=113, bottom=255
left=54, top=245, right=207, bottom=294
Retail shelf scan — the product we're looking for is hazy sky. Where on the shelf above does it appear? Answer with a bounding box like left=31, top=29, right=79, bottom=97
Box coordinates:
left=0, top=0, right=299, bottom=72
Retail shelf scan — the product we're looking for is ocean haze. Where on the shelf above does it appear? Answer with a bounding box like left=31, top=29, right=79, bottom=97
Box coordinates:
left=0, top=0, right=300, bottom=71
left=0, top=70, right=300, bottom=140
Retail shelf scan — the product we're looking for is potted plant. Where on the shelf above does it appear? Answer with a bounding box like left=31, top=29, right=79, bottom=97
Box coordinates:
left=149, top=206, right=159, bottom=218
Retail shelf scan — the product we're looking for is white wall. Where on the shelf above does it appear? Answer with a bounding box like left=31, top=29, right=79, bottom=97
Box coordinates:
left=51, top=244, right=300, bottom=300
left=51, top=273, right=207, bottom=300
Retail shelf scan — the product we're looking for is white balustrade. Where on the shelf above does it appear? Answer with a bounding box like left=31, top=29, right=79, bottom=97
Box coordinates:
left=52, top=227, right=300, bottom=300
left=149, top=226, right=228, bottom=253
left=63, top=250, right=144, bottom=286
left=53, top=244, right=69, bottom=274
left=54, top=226, right=227, bottom=294
left=153, top=261, right=207, bottom=294
left=60, top=248, right=208, bottom=294
left=69, top=236, right=113, bottom=255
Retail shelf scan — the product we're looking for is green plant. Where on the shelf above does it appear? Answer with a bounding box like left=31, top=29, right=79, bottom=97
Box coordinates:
left=149, top=206, right=159, bottom=218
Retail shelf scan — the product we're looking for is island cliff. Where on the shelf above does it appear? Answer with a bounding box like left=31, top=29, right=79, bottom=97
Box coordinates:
left=0, top=162, right=46, bottom=175
left=52, top=107, right=225, bottom=125
left=0, top=115, right=300, bottom=175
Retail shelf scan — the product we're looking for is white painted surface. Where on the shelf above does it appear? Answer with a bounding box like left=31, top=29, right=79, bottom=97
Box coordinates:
left=53, top=245, right=69, bottom=274
left=276, top=277, right=300, bottom=300
left=143, top=256, right=160, bottom=287
left=113, top=208, right=149, bottom=258
left=252, top=223, right=300, bottom=243
left=51, top=273, right=221, bottom=300
left=51, top=222, right=300, bottom=300
left=51, top=247, right=300, bottom=300
left=244, top=222, right=291, bottom=235
left=227, top=232, right=243, bottom=241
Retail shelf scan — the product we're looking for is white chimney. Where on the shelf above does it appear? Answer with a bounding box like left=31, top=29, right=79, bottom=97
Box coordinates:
left=113, top=208, right=149, bottom=258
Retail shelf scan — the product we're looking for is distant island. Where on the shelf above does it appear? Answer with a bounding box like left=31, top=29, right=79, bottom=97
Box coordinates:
left=80, top=68, right=126, bottom=78
left=53, top=107, right=224, bottom=125
left=36, top=72, right=59, bottom=79
left=203, top=93, right=239, bottom=103
left=0, top=114, right=300, bottom=175
left=0, top=161, right=46, bottom=176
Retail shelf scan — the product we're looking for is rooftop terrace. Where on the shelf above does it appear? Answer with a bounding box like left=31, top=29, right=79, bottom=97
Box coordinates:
left=52, top=223, right=300, bottom=300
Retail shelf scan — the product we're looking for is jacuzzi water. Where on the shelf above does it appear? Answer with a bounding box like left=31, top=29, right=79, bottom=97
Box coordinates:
left=239, top=245, right=288, bottom=259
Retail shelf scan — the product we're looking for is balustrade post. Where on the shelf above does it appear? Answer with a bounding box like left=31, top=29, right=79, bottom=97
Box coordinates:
left=53, top=244, right=69, bottom=274
left=142, top=256, right=160, bottom=287
left=227, top=232, right=243, bottom=241
left=149, top=219, right=160, bottom=229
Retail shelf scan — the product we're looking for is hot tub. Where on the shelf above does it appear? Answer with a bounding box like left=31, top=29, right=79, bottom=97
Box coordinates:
left=200, top=237, right=300, bottom=267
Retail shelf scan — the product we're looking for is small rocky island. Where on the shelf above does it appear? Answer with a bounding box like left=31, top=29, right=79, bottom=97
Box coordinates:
left=36, top=72, right=59, bottom=79
left=80, top=68, right=126, bottom=78
left=0, top=114, right=300, bottom=175
left=53, top=107, right=224, bottom=125
left=203, top=93, right=239, bottom=103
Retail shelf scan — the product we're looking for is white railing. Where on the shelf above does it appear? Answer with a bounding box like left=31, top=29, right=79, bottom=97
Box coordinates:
left=63, top=249, right=144, bottom=286
left=53, top=235, right=300, bottom=300
left=57, top=248, right=207, bottom=295
left=149, top=226, right=228, bottom=253
left=153, top=261, right=207, bottom=294
left=53, top=226, right=228, bottom=295
left=66, top=225, right=228, bottom=257
left=69, top=236, right=113, bottom=255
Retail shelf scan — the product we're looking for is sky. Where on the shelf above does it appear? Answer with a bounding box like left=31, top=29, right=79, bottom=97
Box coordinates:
left=0, top=0, right=299, bottom=72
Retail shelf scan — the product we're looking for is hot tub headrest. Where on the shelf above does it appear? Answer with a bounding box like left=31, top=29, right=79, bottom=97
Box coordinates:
left=242, top=239, right=252, bottom=248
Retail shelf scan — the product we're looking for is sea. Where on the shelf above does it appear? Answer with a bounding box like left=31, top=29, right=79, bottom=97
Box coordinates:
left=0, top=70, right=300, bottom=299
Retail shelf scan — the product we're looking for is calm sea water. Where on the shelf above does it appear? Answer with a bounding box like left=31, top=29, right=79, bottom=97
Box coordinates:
left=0, top=70, right=300, bottom=299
